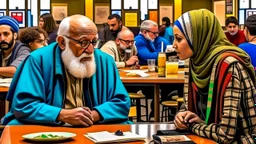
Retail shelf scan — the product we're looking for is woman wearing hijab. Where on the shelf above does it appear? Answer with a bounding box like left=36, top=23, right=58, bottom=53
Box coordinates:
left=173, top=9, right=256, bottom=143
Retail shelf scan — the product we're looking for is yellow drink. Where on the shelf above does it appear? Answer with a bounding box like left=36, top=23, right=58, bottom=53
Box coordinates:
left=166, top=62, right=179, bottom=74
left=158, top=55, right=166, bottom=67
left=158, top=52, right=166, bottom=77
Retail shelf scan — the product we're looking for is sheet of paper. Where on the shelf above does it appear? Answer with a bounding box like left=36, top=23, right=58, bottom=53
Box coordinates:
left=85, top=131, right=145, bottom=143
left=0, top=78, right=12, bottom=83
left=122, top=70, right=149, bottom=77
left=0, top=83, right=11, bottom=87
left=0, top=78, right=12, bottom=87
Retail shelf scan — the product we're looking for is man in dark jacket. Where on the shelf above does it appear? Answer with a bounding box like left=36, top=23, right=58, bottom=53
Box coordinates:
left=101, top=14, right=128, bottom=45
left=0, top=16, right=30, bottom=77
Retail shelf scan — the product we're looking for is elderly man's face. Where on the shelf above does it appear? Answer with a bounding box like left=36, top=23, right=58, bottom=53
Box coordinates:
left=143, top=25, right=159, bottom=42
left=0, top=25, right=16, bottom=50
left=116, top=33, right=135, bottom=53
left=61, top=22, right=98, bottom=78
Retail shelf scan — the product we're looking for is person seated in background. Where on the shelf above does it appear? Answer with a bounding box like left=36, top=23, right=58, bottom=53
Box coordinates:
left=159, top=17, right=174, bottom=44
left=173, top=9, right=256, bottom=143
left=135, top=20, right=169, bottom=65
left=0, top=16, right=30, bottom=78
left=19, top=26, right=48, bottom=51
left=39, top=13, right=58, bottom=44
left=225, top=16, right=246, bottom=46
left=101, top=29, right=138, bottom=68
left=102, top=14, right=128, bottom=44
left=238, top=14, right=256, bottom=71
left=3, top=14, right=131, bottom=126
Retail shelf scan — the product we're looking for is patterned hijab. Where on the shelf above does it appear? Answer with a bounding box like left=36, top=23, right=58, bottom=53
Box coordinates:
left=174, top=9, right=255, bottom=124
left=174, top=9, right=254, bottom=89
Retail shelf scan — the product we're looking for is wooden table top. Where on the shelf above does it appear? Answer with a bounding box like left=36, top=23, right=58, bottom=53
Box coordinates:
left=0, top=124, right=215, bottom=144
left=0, top=87, right=8, bottom=93
left=119, top=67, right=185, bottom=84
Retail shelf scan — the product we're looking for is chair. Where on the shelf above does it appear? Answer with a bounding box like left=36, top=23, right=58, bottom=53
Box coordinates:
left=177, top=97, right=184, bottom=109
left=161, top=101, right=178, bottom=122
left=128, top=106, right=137, bottom=121
left=160, top=90, right=179, bottom=122
left=129, top=93, right=149, bottom=122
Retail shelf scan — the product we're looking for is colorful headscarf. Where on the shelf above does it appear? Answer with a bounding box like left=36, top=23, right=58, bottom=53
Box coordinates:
left=174, top=9, right=255, bottom=124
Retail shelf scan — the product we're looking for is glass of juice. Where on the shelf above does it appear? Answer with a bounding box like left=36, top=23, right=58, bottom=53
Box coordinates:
left=158, top=52, right=166, bottom=77
left=166, top=56, right=179, bottom=75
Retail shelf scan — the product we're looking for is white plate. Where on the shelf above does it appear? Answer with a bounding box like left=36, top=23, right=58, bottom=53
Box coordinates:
left=22, top=132, right=76, bottom=142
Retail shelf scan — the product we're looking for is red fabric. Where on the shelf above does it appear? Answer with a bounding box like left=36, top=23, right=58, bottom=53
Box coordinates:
left=188, top=52, right=246, bottom=124
left=225, top=30, right=247, bottom=46
left=215, top=56, right=232, bottom=123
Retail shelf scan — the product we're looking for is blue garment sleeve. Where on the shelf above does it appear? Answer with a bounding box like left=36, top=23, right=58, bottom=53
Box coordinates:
left=11, top=56, right=62, bottom=125
left=136, top=40, right=158, bottom=65
left=93, top=60, right=131, bottom=123
left=154, top=36, right=170, bottom=52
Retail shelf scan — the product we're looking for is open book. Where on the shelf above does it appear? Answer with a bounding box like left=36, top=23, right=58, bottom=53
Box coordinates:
left=84, top=131, right=145, bottom=143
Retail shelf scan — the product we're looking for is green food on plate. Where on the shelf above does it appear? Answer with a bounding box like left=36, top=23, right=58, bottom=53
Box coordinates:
left=34, top=134, right=64, bottom=139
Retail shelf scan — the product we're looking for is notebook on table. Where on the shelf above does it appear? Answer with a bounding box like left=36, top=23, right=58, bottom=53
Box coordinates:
left=84, top=131, right=145, bottom=143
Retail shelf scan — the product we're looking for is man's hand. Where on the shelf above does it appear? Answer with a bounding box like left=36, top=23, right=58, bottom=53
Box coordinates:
left=57, top=107, right=94, bottom=126
left=174, top=111, right=203, bottom=130
left=126, top=56, right=138, bottom=66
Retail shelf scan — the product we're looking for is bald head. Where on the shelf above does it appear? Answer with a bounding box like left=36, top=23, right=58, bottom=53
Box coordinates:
left=117, top=29, right=134, bottom=39
left=116, top=29, right=135, bottom=50
left=58, top=14, right=97, bottom=37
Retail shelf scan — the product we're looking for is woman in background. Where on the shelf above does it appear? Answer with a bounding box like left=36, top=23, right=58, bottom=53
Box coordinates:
left=173, top=9, right=256, bottom=143
left=159, top=17, right=174, bottom=44
left=19, top=26, right=48, bottom=51
left=39, top=13, right=58, bottom=44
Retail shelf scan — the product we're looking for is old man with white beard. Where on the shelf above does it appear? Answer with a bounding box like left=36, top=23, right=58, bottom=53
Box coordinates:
left=3, top=14, right=131, bottom=126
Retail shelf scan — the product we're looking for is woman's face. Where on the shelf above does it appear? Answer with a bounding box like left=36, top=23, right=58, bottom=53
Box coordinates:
left=39, top=18, right=44, bottom=28
left=173, top=26, right=193, bottom=60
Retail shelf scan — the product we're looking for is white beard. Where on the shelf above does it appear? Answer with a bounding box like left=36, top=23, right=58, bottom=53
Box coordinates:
left=146, top=33, right=154, bottom=42
left=61, top=41, right=96, bottom=78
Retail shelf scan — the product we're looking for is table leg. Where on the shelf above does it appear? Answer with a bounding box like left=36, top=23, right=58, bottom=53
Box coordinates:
left=136, top=99, right=142, bottom=122
left=154, top=84, right=160, bottom=122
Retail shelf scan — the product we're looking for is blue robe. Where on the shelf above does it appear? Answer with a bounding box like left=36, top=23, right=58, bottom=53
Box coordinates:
left=3, top=43, right=131, bottom=125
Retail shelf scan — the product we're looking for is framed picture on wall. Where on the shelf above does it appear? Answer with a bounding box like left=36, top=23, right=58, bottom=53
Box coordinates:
left=0, top=11, right=6, bottom=16
left=51, top=3, right=68, bottom=21
left=214, top=1, right=225, bottom=26
left=149, top=10, right=158, bottom=23
left=112, top=10, right=121, bottom=17
left=246, top=9, right=256, bottom=19
left=94, top=3, right=110, bottom=24
left=159, top=5, right=173, bottom=25
left=9, top=11, right=25, bottom=27
left=226, top=0, right=233, bottom=14
left=239, top=0, right=249, bottom=9
left=124, top=11, right=138, bottom=27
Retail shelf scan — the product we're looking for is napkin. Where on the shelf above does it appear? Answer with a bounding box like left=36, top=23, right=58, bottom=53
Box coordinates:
left=85, top=131, right=145, bottom=143
left=122, top=70, right=149, bottom=77
left=0, top=78, right=12, bottom=87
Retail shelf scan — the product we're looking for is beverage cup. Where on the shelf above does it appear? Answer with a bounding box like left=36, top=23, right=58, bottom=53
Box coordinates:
left=166, top=56, right=179, bottom=74
left=147, top=59, right=156, bottom=72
